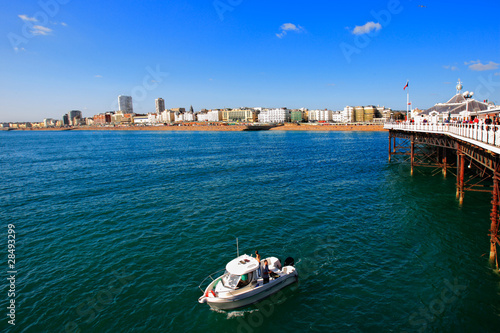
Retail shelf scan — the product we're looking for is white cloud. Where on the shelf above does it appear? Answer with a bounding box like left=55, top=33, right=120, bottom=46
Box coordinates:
left=95, top=75, right=103, bottom=78
left=495, top=72, right=500, bottom=76
left=18, top=14, right=37, bottom=22
left=31, top=25, right=53, bottom=36
left=443, top=65, right=459, bottom=71
left=352, top=21, right=381, bottom=35
left=276, top=23, right=304, bottom=38
left=61, top=22, right=68, bottom=26
left=465, top=60, right=499, bottom=71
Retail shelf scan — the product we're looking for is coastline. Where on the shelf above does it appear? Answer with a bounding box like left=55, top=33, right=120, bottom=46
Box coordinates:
left=6, top=124, right=386, bottom=132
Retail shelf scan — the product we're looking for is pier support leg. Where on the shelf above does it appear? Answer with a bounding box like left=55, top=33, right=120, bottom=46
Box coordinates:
left=410, top=137, right=415, bottom=176
left=456, top=145, right=461, bottom=200
left=490, top=174, right=499, bottom=269
left=459, top=154, right=465, bottom=205
left=388, top=132, right=392, bottom=162
left=443, top=148, right=447, bottom=178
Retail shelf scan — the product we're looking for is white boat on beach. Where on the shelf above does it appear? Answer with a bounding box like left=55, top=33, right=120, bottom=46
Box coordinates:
left=198, top=254, right=298, bottom=310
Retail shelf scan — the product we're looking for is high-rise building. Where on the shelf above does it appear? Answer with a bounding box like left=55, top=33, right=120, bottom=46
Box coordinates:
left=155, top=98, right=165, bottom=114
left=68, top=110, right=83, bottom=125
left=118, top=95, right=133, bottom=113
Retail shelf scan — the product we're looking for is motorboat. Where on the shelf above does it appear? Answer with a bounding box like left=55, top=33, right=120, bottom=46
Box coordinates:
left=198, top=254, right=298, bottom=310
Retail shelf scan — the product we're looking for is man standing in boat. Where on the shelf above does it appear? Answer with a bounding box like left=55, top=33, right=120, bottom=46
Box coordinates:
left=262, top=260, right=270, bottom=284
left=255, top=250, right=261, bottom=277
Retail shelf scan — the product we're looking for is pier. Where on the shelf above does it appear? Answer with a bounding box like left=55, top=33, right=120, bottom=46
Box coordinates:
left=385, top=122, right=500, bottom=269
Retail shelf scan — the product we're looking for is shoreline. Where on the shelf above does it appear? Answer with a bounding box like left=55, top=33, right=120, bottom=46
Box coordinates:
left=6, top=124, right=386, bottom=132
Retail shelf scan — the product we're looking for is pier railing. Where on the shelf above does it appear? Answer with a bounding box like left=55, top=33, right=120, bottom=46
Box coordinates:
left=384, top=122, right=500, bottom=148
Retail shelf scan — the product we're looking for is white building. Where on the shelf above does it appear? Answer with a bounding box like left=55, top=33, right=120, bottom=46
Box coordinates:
left=160, top=110, right=175, bottom=123
left=118, top=95, right=133, bottom=113
left=308, top=109, right=332, bottom=122
left=134, top=116, right=149, bottom=125
left=342, top=106, right=354, bottom=123
left=197, top=109, right=222, bottom=122
left=148, top=113, right=160, bottom=124
left=43, top=118, right=56, bottom=127
left=331, top=111, right=342, bottom=123
left=175, top=111, right=196, bottom=122
left=258, top=108, right=290, bottom=123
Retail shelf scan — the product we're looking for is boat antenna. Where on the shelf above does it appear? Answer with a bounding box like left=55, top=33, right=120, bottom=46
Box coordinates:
left=236, top=237, right=239, bottom=257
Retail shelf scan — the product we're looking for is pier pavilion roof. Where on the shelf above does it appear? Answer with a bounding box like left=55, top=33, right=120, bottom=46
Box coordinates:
left=422, top=93, right=490, bottom=115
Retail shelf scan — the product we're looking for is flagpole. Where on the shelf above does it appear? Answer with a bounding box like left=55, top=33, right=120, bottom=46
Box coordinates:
left=406, top=80, right=409, bottom=122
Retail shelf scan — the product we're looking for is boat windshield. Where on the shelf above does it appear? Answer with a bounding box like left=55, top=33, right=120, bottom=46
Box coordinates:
left=221, top=272, right=240, bottom=289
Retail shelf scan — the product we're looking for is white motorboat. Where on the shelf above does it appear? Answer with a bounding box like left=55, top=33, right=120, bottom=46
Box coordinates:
left=198, top=254, right=298, bottom=310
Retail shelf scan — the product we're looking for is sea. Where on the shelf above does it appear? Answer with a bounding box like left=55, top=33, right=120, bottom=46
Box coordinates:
left=1, top=130, right=499, bottom=333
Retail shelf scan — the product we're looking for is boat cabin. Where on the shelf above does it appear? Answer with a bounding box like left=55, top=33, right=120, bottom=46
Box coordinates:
left=219, top=254, right=260, bottom=290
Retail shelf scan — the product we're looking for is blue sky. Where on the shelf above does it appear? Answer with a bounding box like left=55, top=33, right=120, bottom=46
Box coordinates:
left=1, top=0, right=499, bottom=122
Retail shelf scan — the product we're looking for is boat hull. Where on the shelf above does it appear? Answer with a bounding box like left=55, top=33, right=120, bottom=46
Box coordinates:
left=203, top=273, right=298, bottom=310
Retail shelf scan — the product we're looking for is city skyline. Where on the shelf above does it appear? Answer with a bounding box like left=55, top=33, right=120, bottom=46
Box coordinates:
left=1, top=0, right=499, bottom=122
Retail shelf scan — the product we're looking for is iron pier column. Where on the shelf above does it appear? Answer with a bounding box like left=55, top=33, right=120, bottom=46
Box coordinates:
left=388, top=131, right=392, bottom=162
left=442, top=147, right=447, bottom=178
left=490, top=173, right=499, bottom=269
left=410, top=135, right=415, bottom=176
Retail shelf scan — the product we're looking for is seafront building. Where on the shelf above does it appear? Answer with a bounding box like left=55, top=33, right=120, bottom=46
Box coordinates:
left=155, top=98, right=165, bottom=114
left=68, top=110, right=83, bottom=126
left=197, top=109, right=223, bottom=122
left=160, top=110, right=176, bottom=123
left=175, top=110, right=195, bottom=122
left=308, top=109, right=332, bottom=122
left=118, top=95, right=133, bottom=113
left=332, top=111, right=342, bottom=122
left=112, top=111, right=135, bottom=125
left=43, top=118, right=56, bottom=127
left=94, top=112, right=113, bottom=125
left=223, top=108, right=258, bottom=122
left=258, top=108, right=290, bottom=123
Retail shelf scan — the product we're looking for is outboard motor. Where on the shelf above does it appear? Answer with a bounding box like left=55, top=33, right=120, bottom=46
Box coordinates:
left=284, top=257, right=294, bottom=267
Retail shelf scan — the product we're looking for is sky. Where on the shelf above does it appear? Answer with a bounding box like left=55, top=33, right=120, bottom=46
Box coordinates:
left=1, top=0, right=499, bottom=122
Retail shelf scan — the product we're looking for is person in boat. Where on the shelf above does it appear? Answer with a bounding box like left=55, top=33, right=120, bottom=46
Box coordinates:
left=255, top=250, right=261, bottom=277
left=262, top=260, right=270, bottom=284
left=237, top=274, right=249, bottom=288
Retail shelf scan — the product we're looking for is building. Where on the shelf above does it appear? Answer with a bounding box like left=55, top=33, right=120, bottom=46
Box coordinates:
left=94, top=112, right=113, bottom=125
left=118, top=95, right=133, bottom=113
left=308, top=109, right=332, bottom=122
left=331, top=111, right=342, bottom=123
left=85, top=118, right=94, bottom=126
left=225, top=108, right=258, bottom=123
left=133, top=116, right=149, bottom=125
left=62, top=114, right=69, bottom=126
left=111, top=111, right=135, bottom=125
left=422, top=90, right=493, bottom=122
left=43, top=118, right=56, bottom=127
left=342, top=106, right=355, bottom=123
left=197, top=109, right=223, bottom=122
left=155, top=98, right=165, bottom=114
left=258, top=108, right=290, bottom=123
left=290, top=110, right=305, bottom=122
left=67, top=110, right=83, bottom=126
left=160, top=110, right=176, bottom=123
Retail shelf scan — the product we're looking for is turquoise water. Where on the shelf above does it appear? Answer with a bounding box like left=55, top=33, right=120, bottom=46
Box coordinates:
left=1, top=130, right=499, bottom=332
